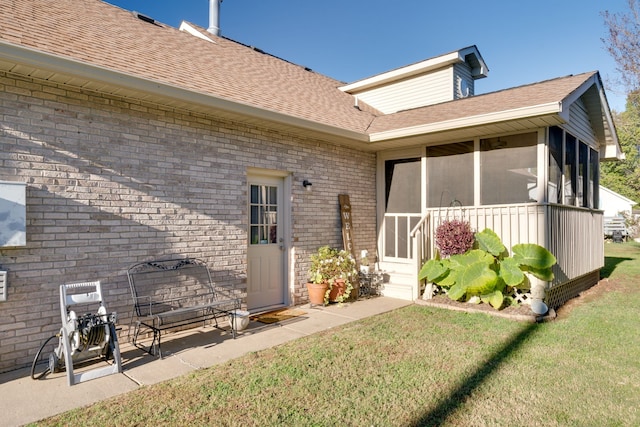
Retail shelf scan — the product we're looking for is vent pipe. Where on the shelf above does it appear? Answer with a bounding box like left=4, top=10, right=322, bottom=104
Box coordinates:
left=207, top=0, right=222, bottom=36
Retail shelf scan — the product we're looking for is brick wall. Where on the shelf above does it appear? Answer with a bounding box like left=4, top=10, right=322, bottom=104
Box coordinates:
left=0, top=72, right=377, bottom=372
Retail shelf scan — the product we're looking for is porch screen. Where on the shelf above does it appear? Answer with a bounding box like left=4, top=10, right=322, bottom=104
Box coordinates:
left=564, top=134, right=577, bottom=205
left=548, top=126, right=563, bottom=203
left=426, top=142, right=473, bottom=207
left=384, top=159, right=421, bottom=259
left=480, top=132, right=537, bottom=205
left=384, top=158, right=421, bottom=213
left=590, top=148, right=599, bottom=209
left=578, top=142, right=589, bottom=207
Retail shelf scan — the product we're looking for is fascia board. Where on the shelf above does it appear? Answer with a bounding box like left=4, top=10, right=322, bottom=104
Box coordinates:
left=0, top=41, right=368, bottom=143
left=369, top=102, right=563, bottom=142
left=562, top=73, right=622, bottom=160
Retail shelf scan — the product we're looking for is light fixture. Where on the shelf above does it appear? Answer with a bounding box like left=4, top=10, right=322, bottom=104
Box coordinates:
left=302, top=179, right=312, bottom=192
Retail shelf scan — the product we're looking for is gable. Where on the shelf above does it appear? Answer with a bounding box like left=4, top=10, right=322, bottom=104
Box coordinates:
left=340, top=46, right=487, bottom=114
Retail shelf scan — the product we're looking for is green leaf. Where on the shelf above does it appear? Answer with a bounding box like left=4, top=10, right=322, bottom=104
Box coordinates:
left=418, top=259, right=448, bottom=282
left=436, top=270, right=457, bottom=287
left=522, top=265, right=555, bottom=282
left=457, top=261, right=498, bottom=295
left=499, top=257, right=525, bottom=286
left=512, top=244, right=556, bottom=269
left=480, top=290, right=505, bottom=309
left=458, top=249, right=495, bottom=266
left=475, top=228, right=506, bottom=257
left=447, top=284, right=466, bottom=301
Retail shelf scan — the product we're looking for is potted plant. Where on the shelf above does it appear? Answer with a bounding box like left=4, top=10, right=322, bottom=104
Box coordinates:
left=307, top=246, right=357, bottom=305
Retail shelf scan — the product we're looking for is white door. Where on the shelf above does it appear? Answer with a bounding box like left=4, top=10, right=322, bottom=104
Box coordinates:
left=247, top=175, right=285, bottom=311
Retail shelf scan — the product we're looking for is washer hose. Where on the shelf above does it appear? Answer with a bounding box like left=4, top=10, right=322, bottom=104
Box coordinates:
left=30, top=334, right=58, bottom=380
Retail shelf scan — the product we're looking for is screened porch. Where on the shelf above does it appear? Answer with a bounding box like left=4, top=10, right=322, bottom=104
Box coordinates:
left=379, top=126, right=605, bottom=306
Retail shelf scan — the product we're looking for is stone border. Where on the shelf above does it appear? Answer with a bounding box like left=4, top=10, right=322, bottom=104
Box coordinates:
left=414, top=298, right=557, bottom=323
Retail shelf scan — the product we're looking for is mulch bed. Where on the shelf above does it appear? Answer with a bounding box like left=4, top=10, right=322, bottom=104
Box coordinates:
left=415, top=293, right=552, bottom=322
left=417, top=277, right=617, bottom=322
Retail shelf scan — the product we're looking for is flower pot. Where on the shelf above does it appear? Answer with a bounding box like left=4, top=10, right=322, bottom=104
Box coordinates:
left=228, top=309, right=250, bottom=331
left=307, top=282, right=329, bottom=305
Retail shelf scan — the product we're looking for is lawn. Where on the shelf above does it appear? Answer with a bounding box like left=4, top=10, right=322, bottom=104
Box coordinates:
left=33, top=242, right=640, bottom=426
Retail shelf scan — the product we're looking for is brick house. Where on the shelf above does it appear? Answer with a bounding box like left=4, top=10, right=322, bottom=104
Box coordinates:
left=0, top=0, right=621, bottom=372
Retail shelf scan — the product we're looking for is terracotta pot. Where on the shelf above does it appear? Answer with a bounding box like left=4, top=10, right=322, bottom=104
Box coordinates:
left=306, top=282, right=329, bottom=305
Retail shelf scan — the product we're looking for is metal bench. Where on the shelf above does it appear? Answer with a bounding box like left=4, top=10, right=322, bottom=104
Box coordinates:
left=126, top=257, right=241, bottom=357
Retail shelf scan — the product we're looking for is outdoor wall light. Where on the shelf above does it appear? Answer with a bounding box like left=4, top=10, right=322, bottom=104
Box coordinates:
left=302, top=179, right=312, bottom=192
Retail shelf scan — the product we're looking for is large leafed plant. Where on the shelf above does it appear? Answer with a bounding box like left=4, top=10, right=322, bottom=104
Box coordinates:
left=418, top=228, right=557, bottom=309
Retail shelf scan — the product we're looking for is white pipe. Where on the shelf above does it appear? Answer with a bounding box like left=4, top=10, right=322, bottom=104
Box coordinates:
left=207, top=0, right=222, bottom=36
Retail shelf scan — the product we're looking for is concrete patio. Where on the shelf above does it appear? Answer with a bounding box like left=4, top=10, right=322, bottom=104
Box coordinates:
left=0, top=297, right=412, bottom=426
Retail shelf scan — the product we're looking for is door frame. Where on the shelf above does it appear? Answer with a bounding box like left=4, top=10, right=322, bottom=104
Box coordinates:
left=246, top=167, right=292, bottom=311
left=376, top=147, right=425, bottom=266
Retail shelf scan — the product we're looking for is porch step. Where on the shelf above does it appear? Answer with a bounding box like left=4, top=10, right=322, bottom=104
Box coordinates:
left=380, top=282, right=415, bottom=301
left=379, top=270, right=416, bottom=301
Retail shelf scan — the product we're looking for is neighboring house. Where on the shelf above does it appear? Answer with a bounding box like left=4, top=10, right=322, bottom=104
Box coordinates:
left=0, top=0, right=621, bottom=372
left=600, top=185, right=637, bottom=238
left=599, top=185, right=637, bottom=217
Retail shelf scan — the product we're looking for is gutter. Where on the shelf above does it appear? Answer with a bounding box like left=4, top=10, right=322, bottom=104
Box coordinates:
left=0, top=40, right=369, bottom=143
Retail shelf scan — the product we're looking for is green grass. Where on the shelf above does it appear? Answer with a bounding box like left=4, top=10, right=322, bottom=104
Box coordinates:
left=33, top=242, right=640, bottom=426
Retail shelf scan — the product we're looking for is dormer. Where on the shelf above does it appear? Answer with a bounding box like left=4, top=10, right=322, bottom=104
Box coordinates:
left=339, top=46, right=488, bottom=114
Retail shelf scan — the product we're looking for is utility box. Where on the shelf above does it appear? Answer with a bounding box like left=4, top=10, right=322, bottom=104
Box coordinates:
left=0, top=181, right=27, bottom=247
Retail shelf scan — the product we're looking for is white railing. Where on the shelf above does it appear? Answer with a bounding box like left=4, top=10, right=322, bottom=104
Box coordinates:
left=382, top=213, right=422, bottom=261
left=407, top=203, right=604, bottom=295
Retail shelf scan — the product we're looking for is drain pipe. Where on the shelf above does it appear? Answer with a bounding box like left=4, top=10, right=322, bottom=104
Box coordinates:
left=207, top=0, right=223, bottom=36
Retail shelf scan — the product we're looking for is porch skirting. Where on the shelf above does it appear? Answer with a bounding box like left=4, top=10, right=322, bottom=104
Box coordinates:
left=545, top=270, right=600, bottom=309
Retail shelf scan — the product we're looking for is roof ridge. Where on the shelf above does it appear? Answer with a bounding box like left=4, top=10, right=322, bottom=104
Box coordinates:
left=478, top=71, right=597, bottom=98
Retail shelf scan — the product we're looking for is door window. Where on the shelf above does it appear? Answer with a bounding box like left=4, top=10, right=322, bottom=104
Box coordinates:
left=250, top=184, right=278, bottom=245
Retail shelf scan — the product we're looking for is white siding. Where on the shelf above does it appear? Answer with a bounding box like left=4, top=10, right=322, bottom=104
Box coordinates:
left=453, top=62, right=474, bottom=99
left=599, top=186, right=636, bottom=216
left=354, top=67, right=454, bottom=114
left=563, top=98, right=597, bottom=148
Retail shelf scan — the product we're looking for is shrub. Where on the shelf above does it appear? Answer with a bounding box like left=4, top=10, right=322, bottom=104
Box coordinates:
left=435, top=219, right=475, bottom=256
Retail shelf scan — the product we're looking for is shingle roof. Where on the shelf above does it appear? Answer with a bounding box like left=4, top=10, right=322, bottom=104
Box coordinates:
left=368, top=72, right=597, bottom=134
left=0, top=0, right=379, bottom=133
left=0, top=0, right=611, bottom=146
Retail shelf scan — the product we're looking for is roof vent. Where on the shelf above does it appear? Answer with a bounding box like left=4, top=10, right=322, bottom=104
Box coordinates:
left=207, top=0, right=222, bottom=36
left=134, top=12, right=157, bottom=25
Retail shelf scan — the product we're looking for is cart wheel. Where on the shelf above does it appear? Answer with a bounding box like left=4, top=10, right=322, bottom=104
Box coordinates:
left=49, top=352, right=61, bottom=374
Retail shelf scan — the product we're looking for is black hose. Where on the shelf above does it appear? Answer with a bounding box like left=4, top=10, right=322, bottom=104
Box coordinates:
left=30, top=334, right=58, bottom=380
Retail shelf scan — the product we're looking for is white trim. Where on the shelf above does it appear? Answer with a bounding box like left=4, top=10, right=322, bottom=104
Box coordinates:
left=246, top=170, right=292, bottom=310
left=179, top=21, right=216, bottom=43
left=536, top=129, right=546, bottom=204
left=369, top=102, right=562, bottom=142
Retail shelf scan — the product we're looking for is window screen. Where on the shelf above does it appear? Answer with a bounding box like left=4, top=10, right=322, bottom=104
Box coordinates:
left=480, top=133, right=537, bottom=205
left=426, top=142, right=474, bottom=207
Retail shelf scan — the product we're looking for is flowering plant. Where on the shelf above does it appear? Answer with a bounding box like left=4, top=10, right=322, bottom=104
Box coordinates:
left=309, top=246, right=356, bottom=303
left=435, top=219, right=475, bottom=257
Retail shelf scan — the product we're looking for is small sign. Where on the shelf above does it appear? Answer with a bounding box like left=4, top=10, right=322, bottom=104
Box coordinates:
left=338, top=194, right=356, bottom=260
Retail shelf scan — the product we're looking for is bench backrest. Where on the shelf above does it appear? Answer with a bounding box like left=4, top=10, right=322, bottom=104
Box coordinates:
left=127, top=258, right=220, bottom=317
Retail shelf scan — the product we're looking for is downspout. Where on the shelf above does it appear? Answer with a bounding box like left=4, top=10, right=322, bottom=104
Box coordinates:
left=207, top=0, right=222, bottom=36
